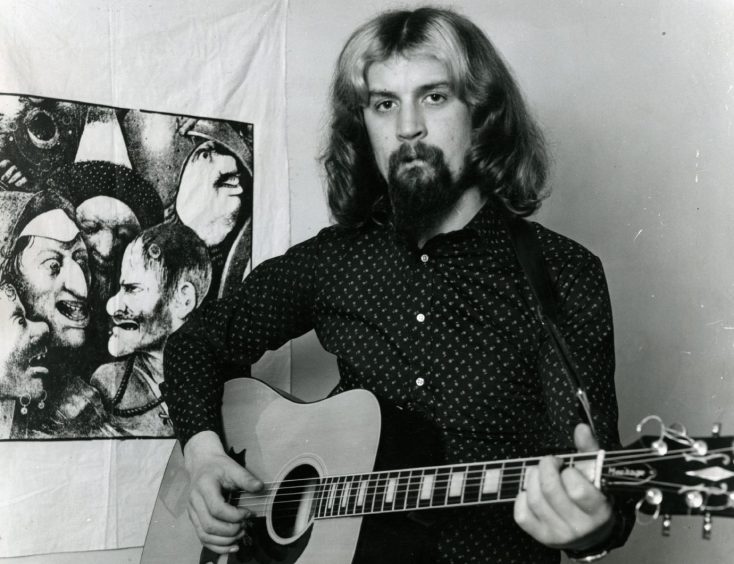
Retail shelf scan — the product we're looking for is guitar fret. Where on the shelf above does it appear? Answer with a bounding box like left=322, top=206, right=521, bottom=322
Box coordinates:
left=366, top=473, right=380, bottom=514
left=432, top=467, right=451, bottom=508
left=479, top=464, right=501, bottom=501
left=384, top=472, right=399, bottom=510
left=313, top=479, right=327, bottom=519
left=347, top=476, right=359, bottom=515
left=356, top=476, right=367, bottom=509
left=419, top=469, right=436, bottom=508
left=340, top=477, right=351, bottom=514
left=375, top=473, right=389, bottom=513
left=499, top=461, right=523, bottom=501
left=394, top=470, right=409, bottom=510
left=447, top=466, right=466, bottom=505
left=405, top=469, right=421, bottom=510
left=336, top=477, right=349, bottom=515
left=329, top=477, right=342, bottom=515
left=463, top=465, right=482, bottom=504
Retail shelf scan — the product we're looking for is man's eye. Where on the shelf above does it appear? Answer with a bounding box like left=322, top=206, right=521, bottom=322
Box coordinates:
left=14, top=315, right=26, bottom=328
left=424, top=93, right=447, bottom=105
left=82, top=223, right=102, bottom=235
left=374, top=100, right=396, bottom=112
left=74, top=255, right=89, bottom=271
left=44, top=260, right=61, bottom=275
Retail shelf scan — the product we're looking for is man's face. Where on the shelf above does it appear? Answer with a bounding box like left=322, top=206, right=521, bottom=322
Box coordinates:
left=175, top=140, right=243, bottom=247
left=362, top=54, right=473, bottom=188
left=0, top=284, right=50, bottom=400
left=75, top=195, right=141, bottom=277
left=106, top=240, right=173, bottom=357
left=16, top=235, right=90, bottom=350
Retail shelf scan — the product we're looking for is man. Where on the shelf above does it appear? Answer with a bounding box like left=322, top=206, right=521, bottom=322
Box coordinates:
left=2, top=191, right=91, bottom=364
left=0, top=282, right=50, bottom=439
left=167, top=121, right=253, bottom=302
left=91, top=222, right=211, bottom=436
left=0, top=190, right=111, bottom=437
left=164, top=7, right=631, bottom=563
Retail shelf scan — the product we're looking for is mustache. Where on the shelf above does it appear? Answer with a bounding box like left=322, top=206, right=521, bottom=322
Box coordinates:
left=111, top=311, right=142, bottom=325
left=388, top=142, right=445, bottom=168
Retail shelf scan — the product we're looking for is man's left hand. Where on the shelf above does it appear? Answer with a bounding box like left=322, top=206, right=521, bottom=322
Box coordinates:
left=514, top=423, right=615, bottom=551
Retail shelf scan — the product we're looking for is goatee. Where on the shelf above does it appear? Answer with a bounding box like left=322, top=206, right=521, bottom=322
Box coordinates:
left=387, top=142, right=466, bottom=242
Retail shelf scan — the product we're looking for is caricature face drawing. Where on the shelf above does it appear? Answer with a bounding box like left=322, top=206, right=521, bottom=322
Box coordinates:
left=75, top=195, right=141, bottom=278
left=15, top=234, right=90, bottom=351
left=175, top=140, right=244, bottom=247
left=0, top=283, right=50, bottom=400
left=105, top=240, right=173, bottom=358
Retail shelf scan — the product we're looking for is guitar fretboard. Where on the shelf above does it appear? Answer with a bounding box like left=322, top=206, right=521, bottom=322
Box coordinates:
left=312, top=453, right=601, bottom=519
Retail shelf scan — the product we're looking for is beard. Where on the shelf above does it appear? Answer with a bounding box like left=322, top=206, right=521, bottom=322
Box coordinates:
left=387, top=142, right=467, bottom=242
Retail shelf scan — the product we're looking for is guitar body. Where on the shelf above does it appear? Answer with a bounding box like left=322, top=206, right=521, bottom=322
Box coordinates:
left=142, top=378, right=439, bottom=564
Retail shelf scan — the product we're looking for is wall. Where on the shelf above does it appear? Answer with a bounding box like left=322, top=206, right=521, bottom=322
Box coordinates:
left=288, top=1, right=734, bottom=563
left=6, top=1, right=733, bottom=563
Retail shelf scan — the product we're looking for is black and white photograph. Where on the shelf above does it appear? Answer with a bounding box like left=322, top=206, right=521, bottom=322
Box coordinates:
left=0, top=0, right=733, bottom=563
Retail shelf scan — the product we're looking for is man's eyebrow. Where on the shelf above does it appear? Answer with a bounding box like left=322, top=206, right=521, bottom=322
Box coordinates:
left=367, top=82, right=454, bottom=99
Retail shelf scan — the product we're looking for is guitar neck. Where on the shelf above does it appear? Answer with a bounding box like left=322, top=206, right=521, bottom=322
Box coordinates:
left=311, top=451, right=603, bottom=519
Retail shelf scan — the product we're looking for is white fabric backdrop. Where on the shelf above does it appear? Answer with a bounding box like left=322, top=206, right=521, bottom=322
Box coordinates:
left=0, top=0, right=290, bottom=556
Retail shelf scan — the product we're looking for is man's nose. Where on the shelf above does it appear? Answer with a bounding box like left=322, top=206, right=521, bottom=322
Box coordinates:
left=61, top=260, right=88, bottom=299
left=29, top=318, right=50, bottom=342
left=396, top=104, right=426, bottom=142
left=94, top=230, right=115, bottom=261
left=106, top=292, right=124, bottom=317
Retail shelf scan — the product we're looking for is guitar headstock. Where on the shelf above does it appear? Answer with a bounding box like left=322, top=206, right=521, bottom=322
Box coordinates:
left=605, top=416, right=734, bottom=539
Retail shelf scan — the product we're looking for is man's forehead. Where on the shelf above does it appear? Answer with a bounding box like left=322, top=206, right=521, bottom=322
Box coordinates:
left=121, top=241, right=161, bottom=280
left=22, top=233, right=85, bottom=255
left=77, top=195, right=139, bottom=224
left=366, top=54, right=453, bottom=92
left=19, top=209, right=80, bottom=241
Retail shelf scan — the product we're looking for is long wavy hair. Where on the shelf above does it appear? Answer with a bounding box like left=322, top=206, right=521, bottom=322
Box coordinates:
left=322, top=7, right=549, bottom=228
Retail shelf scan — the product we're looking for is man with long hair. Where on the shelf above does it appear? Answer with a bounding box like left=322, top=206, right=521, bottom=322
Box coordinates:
left=164, top=7, right=630, bottom=563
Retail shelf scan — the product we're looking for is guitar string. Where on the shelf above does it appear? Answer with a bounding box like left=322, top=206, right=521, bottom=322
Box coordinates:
left=229, top=447, right=650, bottom=495
left=229, top=477, right=704, bottom=520
left=228, top=445, right=723, bottom=500
left=227, top=447, right=733, bottom=518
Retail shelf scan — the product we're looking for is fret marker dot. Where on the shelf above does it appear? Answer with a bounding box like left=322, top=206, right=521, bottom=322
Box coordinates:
left=416, top=313, right=425, bottom=322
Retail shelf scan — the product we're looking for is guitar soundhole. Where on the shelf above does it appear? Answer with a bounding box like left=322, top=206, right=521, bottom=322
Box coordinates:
left=271, top=464, right=319, bottom=540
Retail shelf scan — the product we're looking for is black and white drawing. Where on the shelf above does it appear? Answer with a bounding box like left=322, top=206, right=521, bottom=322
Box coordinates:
left=0, top=94, right=254, bottom=439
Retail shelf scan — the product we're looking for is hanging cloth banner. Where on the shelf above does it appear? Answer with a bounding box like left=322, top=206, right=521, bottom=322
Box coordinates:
left=0, top=0, right=290, bottom=556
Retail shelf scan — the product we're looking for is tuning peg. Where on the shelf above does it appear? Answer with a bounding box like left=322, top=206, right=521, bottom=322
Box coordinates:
left=662, top=514, right=672, bottom=537
left=703, top=512, right=712, bottom=539
left=685, top=490, right=704, bottom=509
left=712, top=423, right=721, bottom=437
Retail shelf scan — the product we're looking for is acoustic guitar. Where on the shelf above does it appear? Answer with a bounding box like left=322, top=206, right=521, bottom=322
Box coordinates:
left=141, top=378, right=734, bottom=563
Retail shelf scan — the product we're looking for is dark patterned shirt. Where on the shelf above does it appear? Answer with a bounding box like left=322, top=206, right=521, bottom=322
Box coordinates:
left=164, top=202, right=622, bottom=563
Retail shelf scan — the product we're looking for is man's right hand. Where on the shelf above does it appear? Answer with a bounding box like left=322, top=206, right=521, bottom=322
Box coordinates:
left=183, top=431, right=264, bottom=555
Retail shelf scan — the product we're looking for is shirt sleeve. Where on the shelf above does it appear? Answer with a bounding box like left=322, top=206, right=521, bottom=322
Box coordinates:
left=163, top=234, right=322, bottom=446
left=535, top=248, right=636, bottom=554
left=535, top=251, right=617, bottom=450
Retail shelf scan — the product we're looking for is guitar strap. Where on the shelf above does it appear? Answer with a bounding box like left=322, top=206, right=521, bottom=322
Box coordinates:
left=505, top=216, right=598, bottom=440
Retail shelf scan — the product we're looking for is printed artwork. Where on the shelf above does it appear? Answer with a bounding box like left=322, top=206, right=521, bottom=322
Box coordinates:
left=0, top=94, right=254, bottom=440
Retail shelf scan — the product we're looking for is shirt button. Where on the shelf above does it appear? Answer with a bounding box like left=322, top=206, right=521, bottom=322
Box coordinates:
left=416, top=313, right=425, bottom=322
left=420, top=254, right=429, bottom=263
left=415, top=377, right=425, bottom=387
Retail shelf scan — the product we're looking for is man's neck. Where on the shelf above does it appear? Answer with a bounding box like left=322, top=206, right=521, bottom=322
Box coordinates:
left=417, top=186, right=486, bottom=248
left=137, top=348, right=165, bottom=385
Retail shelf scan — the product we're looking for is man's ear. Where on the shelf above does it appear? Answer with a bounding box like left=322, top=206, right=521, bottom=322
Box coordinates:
left=171, top=279, right=197, bottom=321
